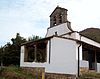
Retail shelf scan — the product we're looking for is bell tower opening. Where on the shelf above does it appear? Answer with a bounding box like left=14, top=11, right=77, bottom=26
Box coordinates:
left=50, top=6, right=68, bottom=27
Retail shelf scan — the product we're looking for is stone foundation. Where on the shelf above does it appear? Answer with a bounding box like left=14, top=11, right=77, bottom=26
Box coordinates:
left=80, top=67, right=89, bottom=73
left=22, top=67, right=45, bottom=79
left=80, top=67, right=96, bottom=75
left=45, top=73, right=76, bottom=79
left=21, top=67, right=76, bottom=79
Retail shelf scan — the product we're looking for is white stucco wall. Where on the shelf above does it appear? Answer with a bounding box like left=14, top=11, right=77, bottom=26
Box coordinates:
left=97, top=63, right=100, bottom=73
left=80, top=60, right=89, bottom=68
left=45, top=37, right=78, bottom=75
left=63, top=32, right=100, bottom=49
left=20, top=46, right=25, bottom=67
left=63, top=32, right=80, bottom=40
left=46, top=23, right=72, bottom=37
left=20, top=37, right=78, bottom=75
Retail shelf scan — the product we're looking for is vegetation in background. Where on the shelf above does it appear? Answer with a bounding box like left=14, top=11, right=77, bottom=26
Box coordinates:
left=28, top=35, right=42, bottom=41
left=0, top=33, right=41, bottom=66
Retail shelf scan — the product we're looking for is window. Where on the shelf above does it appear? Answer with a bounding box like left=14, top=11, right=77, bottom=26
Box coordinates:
left=55, top=32, right=58, bottom=36
left=58, top=14, right=62, bottom=23
left=53, top=16, right=56, bottom=26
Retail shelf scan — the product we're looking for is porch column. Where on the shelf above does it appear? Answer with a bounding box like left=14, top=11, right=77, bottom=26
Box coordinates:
left=94, top=49, right=97, bottom=71
left=24, top=46, right=28, bottom=62
left=34, top=45, right=37, bottom=62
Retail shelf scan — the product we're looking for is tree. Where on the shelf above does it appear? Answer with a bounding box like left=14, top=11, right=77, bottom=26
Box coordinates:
left=0, top=33, right=27, bottom=66
left=0, top=33, right=41, bottom=66
left=0, top=46, right=4, bottom=67
left=9, top=33, right=27, bottom=65
left=28, top=35, right=42, bottom=41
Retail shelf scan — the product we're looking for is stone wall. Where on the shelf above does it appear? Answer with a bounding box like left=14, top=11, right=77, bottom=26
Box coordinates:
left=22, top=67, right=76, bottom=79
left=22, top=67, right=45, bottom=79
left=45, top=73, right=76, bottom=79
left=80, top=67, right=89, bottom=74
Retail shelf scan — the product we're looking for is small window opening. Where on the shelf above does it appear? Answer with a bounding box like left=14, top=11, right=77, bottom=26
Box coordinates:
left=55, top=32, right=58, bottom=36
left=58, top=14, right=62, bottom=23
left=53, top=16, right=56, bottom=26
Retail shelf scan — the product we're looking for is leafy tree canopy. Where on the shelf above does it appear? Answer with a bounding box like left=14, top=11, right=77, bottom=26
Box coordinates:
left=0, top=33, right=41, bottom=66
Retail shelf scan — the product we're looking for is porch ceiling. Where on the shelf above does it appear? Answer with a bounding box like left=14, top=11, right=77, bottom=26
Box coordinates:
left=82, top=42, right=100, bottom=52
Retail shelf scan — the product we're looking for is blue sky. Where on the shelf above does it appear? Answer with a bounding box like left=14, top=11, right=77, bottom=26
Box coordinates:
left=0, top=0, right=100, bottom=46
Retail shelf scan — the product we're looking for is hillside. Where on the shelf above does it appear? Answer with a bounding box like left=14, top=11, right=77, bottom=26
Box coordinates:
left=80, top=28, right=100, bottom=43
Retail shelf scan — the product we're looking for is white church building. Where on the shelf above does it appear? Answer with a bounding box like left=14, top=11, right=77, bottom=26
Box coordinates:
left=20, top=6, right=100, bottom=76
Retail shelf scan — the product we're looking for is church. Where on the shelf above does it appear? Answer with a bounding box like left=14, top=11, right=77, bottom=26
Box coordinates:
left=20, top=6, right=100, bottom=76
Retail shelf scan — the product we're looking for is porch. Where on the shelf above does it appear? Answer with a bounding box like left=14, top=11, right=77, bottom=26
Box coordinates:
left=80, top=42, right=100, bottom=72
left=21, top=37, right=52, bottom=64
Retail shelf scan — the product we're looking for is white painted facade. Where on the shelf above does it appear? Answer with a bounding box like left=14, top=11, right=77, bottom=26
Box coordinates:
left=97, top=63, right=100, bottom=73
left=20, top=22, right=100, bottom=75
left=45, top=37, right=78, bottom=74
left=80, top=60, right=89, bottom=68
left=20, top=6, right=100, bottom=76
left=46, top=23, right=72, bottom=37
left=20, top=36, right=79, bottom=75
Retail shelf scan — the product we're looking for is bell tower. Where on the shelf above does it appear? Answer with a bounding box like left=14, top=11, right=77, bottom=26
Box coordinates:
left=50, top=6, right=68, bottom=27
left=46, top=6, right=73, bottom=37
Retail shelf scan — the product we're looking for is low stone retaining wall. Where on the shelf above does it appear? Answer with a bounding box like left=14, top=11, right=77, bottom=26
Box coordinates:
left=22, top=67, right=45, bottom=79
left=45, top=73, right=76, bottom=79
left=22, top=67, right=76, bottom=79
